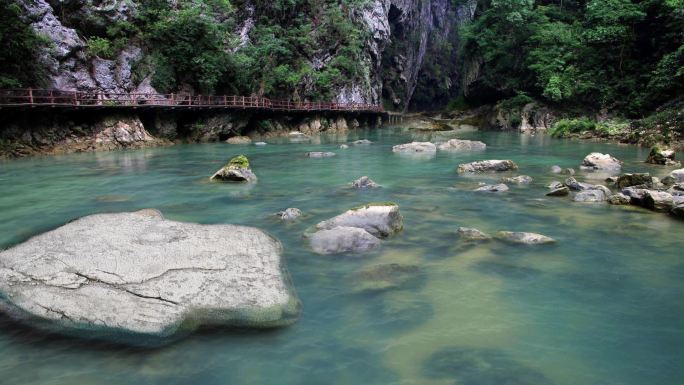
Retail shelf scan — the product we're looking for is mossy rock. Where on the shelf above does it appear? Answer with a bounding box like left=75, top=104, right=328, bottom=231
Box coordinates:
left=228, top=155, right=250, bottom=169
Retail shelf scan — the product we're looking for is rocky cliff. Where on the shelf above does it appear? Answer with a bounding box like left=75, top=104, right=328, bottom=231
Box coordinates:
left=15, top=0, right=476, bottom=111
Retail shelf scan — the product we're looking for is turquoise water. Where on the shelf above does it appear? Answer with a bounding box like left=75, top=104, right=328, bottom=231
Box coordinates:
left=0, top=128, right=683, bottom=385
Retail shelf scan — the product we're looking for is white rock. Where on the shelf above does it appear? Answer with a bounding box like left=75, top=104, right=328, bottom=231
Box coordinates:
left=671, top=169, right=684, bottom=183
left=315, top=203, right=403, bottom=238
left=0, top=211, right=300, bottom=345
left=392, top=142, right=437, bottom=153
left=306, top=152, right=336, bottom=158
left=580, top=152, right=622, bottom=172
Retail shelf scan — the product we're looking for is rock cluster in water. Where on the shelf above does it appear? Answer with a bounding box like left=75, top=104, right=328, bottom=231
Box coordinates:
left=307, top=203, right=404, bottom=254
left=352, top=176, right=380, bottom=189
left=0, top=210, right=300, bottom=345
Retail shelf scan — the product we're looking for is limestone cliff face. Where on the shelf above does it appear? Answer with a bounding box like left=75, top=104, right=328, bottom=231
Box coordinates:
left=16, top=0, right=476, bottom=110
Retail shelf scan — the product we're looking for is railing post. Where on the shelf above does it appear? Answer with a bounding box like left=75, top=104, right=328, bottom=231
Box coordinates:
left=28, top=88, right=33, bottom=105
left=49, top=90, right=54, bottom=105
left=73, top=91, right=78, bottom=106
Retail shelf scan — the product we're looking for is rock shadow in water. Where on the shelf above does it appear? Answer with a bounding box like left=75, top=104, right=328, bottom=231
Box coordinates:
left=361, top=294, right=435, bottom=333
left=423, top=347, right=555, bottom=385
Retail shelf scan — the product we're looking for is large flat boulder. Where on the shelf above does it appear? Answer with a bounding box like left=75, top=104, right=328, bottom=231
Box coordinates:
left=457, top=160, right=518, bottom=173
left=0, top=211, right=300, bottom=345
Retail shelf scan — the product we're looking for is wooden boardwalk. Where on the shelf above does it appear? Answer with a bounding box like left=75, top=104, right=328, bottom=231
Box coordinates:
left=0, top=89, right=384, bottom=113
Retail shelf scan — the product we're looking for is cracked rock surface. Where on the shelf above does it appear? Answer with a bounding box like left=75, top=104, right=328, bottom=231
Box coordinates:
left=0, top=210, right=300, bottom=345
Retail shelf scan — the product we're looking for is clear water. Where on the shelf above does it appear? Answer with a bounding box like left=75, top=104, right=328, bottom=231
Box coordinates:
left=0, top=128, right=682, bottom=385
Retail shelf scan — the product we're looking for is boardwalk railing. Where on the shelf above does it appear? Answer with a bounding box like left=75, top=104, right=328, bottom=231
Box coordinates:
left=0, top=89, right=384, bottom=113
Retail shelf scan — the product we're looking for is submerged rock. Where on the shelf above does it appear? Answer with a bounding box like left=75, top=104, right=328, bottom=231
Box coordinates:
left=210, top=155, right=257, bottom=182
left=646, top=146, right=679, bottom=166
left=457, top=160, right=518, bottom=173
left=276, top=208, right=303, bottom=221
left=580, top=152, right=622, bottom=172
left=496, top=231, right=556, bottom=245
left=502, top=175, right=533, bottom=184
left=226, top=136, right=252, bottom=144
left=437, top=139, right=486, bottom=151
left=352, top=263, right=421, bottom=293
left=474, top=183, right=509, bottom=193
left=306, top=151, right=336, bottom=158
left=392, top=142, right=437, bottom=153
left=547, top=187, right=570, bottom=197
left=456, top=227, right=491, bottom=242
left=423, top=347, right=554, bottom=385
left=315, top=203, right=403, bottom=238
left=608, top=193, right=631, bottom=205
left=0, top=211, right=300, bottom=345
left=551, top=165, right=562, bottom=174
left=308, top=226, right=381, bottom=255
left=352, top=176, right=380, bottom=189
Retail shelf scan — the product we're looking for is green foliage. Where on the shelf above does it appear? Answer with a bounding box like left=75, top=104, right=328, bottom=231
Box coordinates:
left=549, top=118, right=597, bottom=137
left=461, top=0, right=684, bottom=116
left=0, top=0, right=50, bottom=87
left=447, top=95, right=471, bottom=111
left=228, top=155, right=250, bottom=168
left=86, top=37, right=115, bottom=59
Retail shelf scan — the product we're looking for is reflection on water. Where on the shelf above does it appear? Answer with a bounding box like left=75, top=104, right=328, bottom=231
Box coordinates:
left=0, top=128, right=683, bottom=385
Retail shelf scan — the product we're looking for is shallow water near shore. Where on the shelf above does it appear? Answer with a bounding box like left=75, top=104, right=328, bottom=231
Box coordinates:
left=0, top=128, right=683, bottom=385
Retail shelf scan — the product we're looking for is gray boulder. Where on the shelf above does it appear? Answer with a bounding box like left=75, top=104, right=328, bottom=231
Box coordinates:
left=438, top=139, right=486, bottom=151
left=308, top=226, right=381, bottom=255
left=608, top=193, right=631, bottom=205
left=0, top=211, right=300, bottom=345
left=352, top=176, right=380, bottom=189
left=551, top=165, right=562, bottom=174
left=643, top=191, right=674, bottom=212
left=547, top=181, right=564, bottom=190
left=339, top=144, right=349, bottom=149
left=580, top=152, right=622, bottom=172
left=276, top=208, right=303, bottom=221
left=457, top=160, right=518, bottom=173
left=474, top=184, right=509, bottom=193
left=671, top=169, right=684, bottom=183
left=496, top=231, right=556, bottom=245
left=306, top=152, right=336, bottom=158
left=621, top=187, right=650, bottom=205
left=574, top=189, right=607, bottom=202
left=561, top=168, right=576, bottom=176
left=392, top=142, right=437, bottom=153
left=315, top=203, right=403, bottom=238
left=210, top=155, right=257, bottom=182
